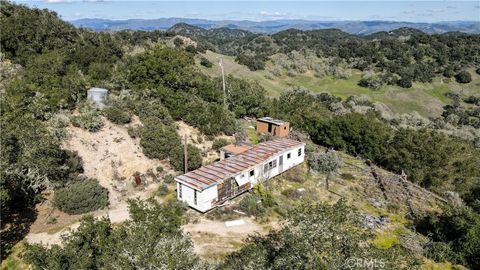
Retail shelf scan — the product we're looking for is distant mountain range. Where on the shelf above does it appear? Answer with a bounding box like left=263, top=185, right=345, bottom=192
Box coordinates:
left=71, top=18, right=480, bottom=35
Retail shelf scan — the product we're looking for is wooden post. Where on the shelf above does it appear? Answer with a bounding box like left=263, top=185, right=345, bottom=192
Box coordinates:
left=184, top=135, right=188, bottom=174
left=220, top=57, right=227, bottom=110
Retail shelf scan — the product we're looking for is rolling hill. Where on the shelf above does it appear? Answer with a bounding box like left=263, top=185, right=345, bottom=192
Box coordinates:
left=72, top=18, right=480, bottom=35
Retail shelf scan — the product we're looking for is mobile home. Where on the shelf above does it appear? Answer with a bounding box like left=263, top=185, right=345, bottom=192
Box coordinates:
left=175, top=138, right=305, bottom=212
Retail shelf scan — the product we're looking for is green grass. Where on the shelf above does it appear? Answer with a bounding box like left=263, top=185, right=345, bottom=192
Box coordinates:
left=372, top=232, right=400, bottom=250
left=1, top=242, right=28, bottom=270
left=197, top=51, right=480, bottom=118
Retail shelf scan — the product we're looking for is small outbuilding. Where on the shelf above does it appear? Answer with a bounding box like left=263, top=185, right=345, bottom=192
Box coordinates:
left=256, top=117, right=290, bottom=138
left=87, top=87, right=108, bottom=109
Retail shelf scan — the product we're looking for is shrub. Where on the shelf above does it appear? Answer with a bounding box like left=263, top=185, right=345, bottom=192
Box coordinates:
left=104, top=106, right=131, bottom=124
left=54, top=179, right=109, bottom=214
left=253, top=184, right=275, bottom=208
left=358, top=72, right=383, bottom=90
left=46, top=216, right=57, bottom=224
left=340, top=173, right=355, bottom=180
left=397, top=77, right=412, bottom=88
left=185, top=45, right=196, bottom=54
left=283, top=166, right=306, bottom=183
left=212, top=138, right=229, bottom=150
left=258, top=133, right=273, bottom=143
left=173, top=37, right=184, bottom=47
left=71, top=103, right=104, bottom=132
left=48, top=113, right=71, bottom=140
left=163, top=174, right=174, bottom=184
left=476, top=68, right=480, bottom=75
left=127, top=126, right=141, bottom=138
left=156, top=166, right=164, bottom=174
left=281, top=188, right=304, bottom=200
left=239, top=194, right=265, bottom=216
left=157, top=184, right=169, bottom=196
left=455, top=70, right=472, bottom=84
left=140, top=117, right=181, bottom=160
left=135, top=101, right=173, bottom=125
left=169, top=144, right=202, bottom=172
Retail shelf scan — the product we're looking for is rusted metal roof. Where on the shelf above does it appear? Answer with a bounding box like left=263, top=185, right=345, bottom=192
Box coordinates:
left=175, top=138, right=304, bottom=190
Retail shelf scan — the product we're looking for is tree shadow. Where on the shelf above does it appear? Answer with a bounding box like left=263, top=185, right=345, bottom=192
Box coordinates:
left=1, top=207, right=37, bottom=260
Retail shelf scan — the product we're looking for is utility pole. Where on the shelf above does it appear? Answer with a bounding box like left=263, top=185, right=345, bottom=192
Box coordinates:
left=184, top=135, right=188, bottom=174
left=219, top=57, right=227, bottom=110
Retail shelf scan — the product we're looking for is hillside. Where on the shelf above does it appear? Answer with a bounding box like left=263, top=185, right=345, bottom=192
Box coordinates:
left=197, top=50, right=480, bottom=118
left=6, top=115, right=446, bottom=263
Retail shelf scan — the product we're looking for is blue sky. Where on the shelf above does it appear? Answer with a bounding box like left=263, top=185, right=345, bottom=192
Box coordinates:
left=14, top=1, right=480, bottom=22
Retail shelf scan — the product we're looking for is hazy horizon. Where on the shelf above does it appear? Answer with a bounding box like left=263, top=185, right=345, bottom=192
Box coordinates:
left=13, top=1, right=480, bottom=23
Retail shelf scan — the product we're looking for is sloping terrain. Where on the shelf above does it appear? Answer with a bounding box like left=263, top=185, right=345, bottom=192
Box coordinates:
left=197, top=50, right=480, bottom=118
left=17, top=116, right=447, bottom=266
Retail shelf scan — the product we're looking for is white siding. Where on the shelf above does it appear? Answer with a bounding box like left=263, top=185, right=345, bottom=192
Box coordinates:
left=257, top=144, right=305, bottom=182
left=177, top=182, right=218, bottom=212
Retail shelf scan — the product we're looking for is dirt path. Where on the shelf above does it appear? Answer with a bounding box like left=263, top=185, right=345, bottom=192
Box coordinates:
left=183, top=216, right=273, bottom=259
left=26, top=202, right=130, bottom=247
left=26, top=118, right=168, bottom=246
left=25, top=119, right=239, bottom=248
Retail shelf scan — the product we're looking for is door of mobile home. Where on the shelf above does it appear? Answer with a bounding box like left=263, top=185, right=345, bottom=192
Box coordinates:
left=279, top=155, right=283, bottom=173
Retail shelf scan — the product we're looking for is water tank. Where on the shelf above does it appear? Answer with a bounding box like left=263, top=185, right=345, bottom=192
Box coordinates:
left=87, top=87, right=108, bottom=109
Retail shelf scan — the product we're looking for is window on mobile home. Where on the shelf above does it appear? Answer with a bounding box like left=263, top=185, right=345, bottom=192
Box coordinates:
left=249, top=170, right=254, bottom=177
left=287, top=152, right=291, bottom=159
left=194, top=190, right=197, bottom=205
left=179, top=184, right=182, bottom=198
left=298, top=148, right=302, bottom=156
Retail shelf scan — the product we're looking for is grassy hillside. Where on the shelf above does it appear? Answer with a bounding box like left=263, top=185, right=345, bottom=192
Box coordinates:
left=198, top=50, right=480, bottom=117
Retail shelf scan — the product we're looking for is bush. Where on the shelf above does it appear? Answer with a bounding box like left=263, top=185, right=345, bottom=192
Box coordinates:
left=163, top=174, right=174, bottom=184
left=253, top=184, right=275, bottom=208
left=455, top=70, right=472, bottom=84
left=169, top=144, right=202, bottom=172
left=135, top=101, right=173, bottom=125
left=212, top=138, right=229, bottom=150
left=283, top=166, right=306, bottom=183
left=239, top=194, right=265, bottom=216
left=476, top=68, right=480, bottom=75
left=397, top=77, right=412, bottom=88
left=358, top=72, right=384, bottom=90
left=200, top=57, right=213, bottom=68
left=127, top=126, right=141, bottom=138
left=54, top=179, right=109, bottom=214
left=173, top=37, right=184, bottom=47
left=140, top=117, right=181, bottom=160
left=104, top=106, right=131, bottom=124
left=185, top=45, right=196, bottom=54
left=71, top=103, right=104, bottom=132
left=340, top=173, right=355, bottom=180
left=157, top=184, right=169, bottom=196
left=258, top=133, right=273, bottom=143
left=415, top=205, right=480, bottom=269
